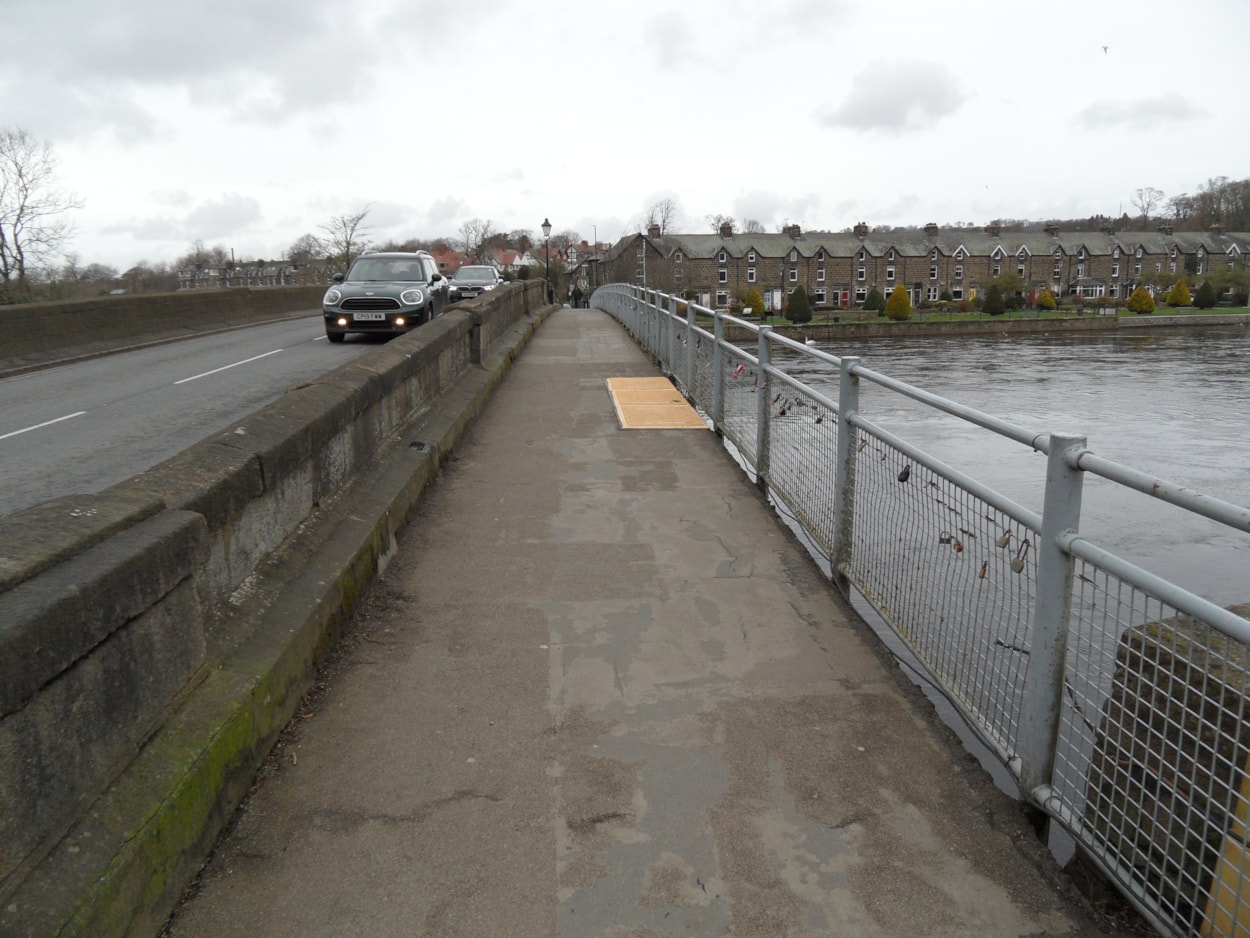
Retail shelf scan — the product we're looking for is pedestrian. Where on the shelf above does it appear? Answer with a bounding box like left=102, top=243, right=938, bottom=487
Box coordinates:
left=571, top=285, right=583, bottom=309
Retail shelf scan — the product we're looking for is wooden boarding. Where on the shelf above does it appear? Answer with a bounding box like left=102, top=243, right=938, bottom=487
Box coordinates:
left=605, top=377, right=707, bottom=430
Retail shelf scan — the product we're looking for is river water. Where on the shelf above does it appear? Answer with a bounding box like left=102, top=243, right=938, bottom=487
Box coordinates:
left=790, top=322, right=1250, bottom=608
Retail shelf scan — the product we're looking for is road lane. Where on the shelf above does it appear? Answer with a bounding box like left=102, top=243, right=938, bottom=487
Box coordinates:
left=0, top=316, right=380, bottom=517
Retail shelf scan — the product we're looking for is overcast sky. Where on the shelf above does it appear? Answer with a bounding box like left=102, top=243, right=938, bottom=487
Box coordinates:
left=4, top=0, right=1247, bottom=271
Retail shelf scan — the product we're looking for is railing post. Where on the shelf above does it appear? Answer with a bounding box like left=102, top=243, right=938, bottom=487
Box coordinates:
left=1017, top=432, right=1086, bottom=798
left=667, top=292, right=678, bottom=375
left=711, top=312, right=725, bottom=432
left=832, top=356, right=861, bottom=590
left=754, top=326, right=772, bottom=492
left=685, top=299, right=696, bottom=395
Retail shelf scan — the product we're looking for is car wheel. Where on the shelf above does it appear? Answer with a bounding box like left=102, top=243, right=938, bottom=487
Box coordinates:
left=326, top=330, right=345, bottom=343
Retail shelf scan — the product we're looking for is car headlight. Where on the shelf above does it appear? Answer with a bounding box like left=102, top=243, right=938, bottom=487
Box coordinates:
left=483, top=284, right=497, bottom=290
left=323, top=288, right=341, bottom=305
left=400, top=288, right=425, bottom=305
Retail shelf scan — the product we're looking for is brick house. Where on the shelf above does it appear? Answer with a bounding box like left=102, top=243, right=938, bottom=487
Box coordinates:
left=600, top=221, right=1250, bottom=310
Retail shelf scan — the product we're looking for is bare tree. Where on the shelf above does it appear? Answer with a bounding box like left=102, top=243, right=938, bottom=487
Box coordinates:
left=1131, top=187, right=1164, bottom=223
left=741, top=218, right=766, bottom=233
left=0, top=127, right=83, bottom=302
left=705, top=213, right=735, bottom=233
left=646, top=198, right=678, bottom=234
left=287, top=233, right=325, bottom=265
left=320, top=205, right=373, bottom=270
left=457, top=217, right=494, bottom=259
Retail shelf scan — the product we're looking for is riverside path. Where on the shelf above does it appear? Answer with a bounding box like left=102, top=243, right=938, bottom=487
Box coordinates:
left=161, top=307, right=1121, bottom=937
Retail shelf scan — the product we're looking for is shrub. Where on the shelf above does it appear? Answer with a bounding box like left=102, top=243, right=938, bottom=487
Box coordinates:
left=516, top=265, right=531, bottom=280
left=983, top=283, right=1006, bottom=316
left=884, top=284, right=911, bottom=320
left=1126, top=286, right=1155, bottom=314
left=743, top=288, right=766, bottom=317
left=939, top=289, right=953, bottom=302
left=1036, top=288, right=1057, bottom=311
left=786, top=286, right=813, bottom=324
left=863, top=287, right=886, bottom=313
left=1195, top=280, right=1219, bottom=309
left=1004, top=292, right=1023, bottom=311
left=1166, top=278, right=1192, bottom=307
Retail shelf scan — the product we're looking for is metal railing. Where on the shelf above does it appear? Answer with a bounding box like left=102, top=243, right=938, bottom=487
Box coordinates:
left=592, top=283, right=1250, bottom=938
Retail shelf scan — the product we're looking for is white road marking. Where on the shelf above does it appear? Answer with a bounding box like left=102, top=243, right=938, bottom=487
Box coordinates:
left=174, top=348, right=284, bottom=385
left=0, top=411, right=87, bottom=441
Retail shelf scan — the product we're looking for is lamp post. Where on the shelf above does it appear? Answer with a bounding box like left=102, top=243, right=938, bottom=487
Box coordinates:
left=542, top=217, right=552, bottom=304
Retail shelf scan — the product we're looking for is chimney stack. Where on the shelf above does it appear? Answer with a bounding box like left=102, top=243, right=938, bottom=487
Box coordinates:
left=853, top=221, right=869, bottom=237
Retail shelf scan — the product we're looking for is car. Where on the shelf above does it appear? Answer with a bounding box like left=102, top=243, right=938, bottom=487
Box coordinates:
left=448, top=265, right=503, bottom=303
left=322, top=251, right=449, bottom=343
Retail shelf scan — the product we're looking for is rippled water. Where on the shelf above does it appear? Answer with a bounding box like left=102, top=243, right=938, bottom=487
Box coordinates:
left=783, top=323, right=1250, bottom=607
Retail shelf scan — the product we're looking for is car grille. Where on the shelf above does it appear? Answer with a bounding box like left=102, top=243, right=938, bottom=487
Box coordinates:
left=341, top=296, right=401, bottom=311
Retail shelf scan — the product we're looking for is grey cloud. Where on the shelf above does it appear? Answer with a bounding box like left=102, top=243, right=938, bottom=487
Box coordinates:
left=111, top=192, right=262, bottom=244
left=1072, top=93, right=1207, bottom=132
left=818, top=61, right=967, bottom=133
left=644, top=12, right=693, bottom=69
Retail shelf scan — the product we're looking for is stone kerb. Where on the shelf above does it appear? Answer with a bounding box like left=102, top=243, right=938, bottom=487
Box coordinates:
left=0, top=291, right=546, bottom=935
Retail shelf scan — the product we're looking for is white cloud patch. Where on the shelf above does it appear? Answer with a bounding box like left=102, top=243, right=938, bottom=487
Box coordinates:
left=643, top=12, right=693, bottom=69
left=818, top=60, right=967, bottom=133
left=1073, top=93, right=1208, bottom=132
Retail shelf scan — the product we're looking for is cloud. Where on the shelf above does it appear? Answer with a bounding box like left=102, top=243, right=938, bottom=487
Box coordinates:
left=1072, top=93, right=1208, bottom=132
left=817, top=60, right=967, bottom=133
left=643, top=12, right=693, bottom=69
left=109, top=192, right=262, bottom=245
left=733, top=190, right=821, bottom=230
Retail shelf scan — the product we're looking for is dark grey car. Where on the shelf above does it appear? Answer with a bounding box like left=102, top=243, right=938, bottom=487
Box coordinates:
left=449, top=265, right=503, bottom=303
left=323, top=251, right=449, bottom=343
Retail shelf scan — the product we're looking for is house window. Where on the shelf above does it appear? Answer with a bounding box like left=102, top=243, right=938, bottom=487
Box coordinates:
left=886, top=266, right=895, bottom=281
left=1155, top=262, right=1162, bottom=272
left=674, top=269, right=683, bottom=281
left=789, top=249, right=798, bottom=262
left=887, top=249, right=895, bottom=262
left=859, top=250, right=866, bottom=261
left=1135, top=261, right=1142, bottom=275
left=814, top=288, right=826, bottom=304
left=1077, top=264, right=1085, bottom=278
left=789, top=268, right=798, bottom=282
left=929, top=265, right=938, bottom=280
left=857, top=265, right=866, bottom=281
left=715, top=290, right=729, bottom=307
left=817, top=267, right=825, bottom=281
left=1111, top=263, right=1120, bottom=277
left=954, top=264, right=963, bottom=280
left=1136, top=247, right=1143, bottom=258
left=1054, top=249, right=1062, bottom=259
left=1197, top=261, right=1205, bottom=275
left=674, top=252, right=683, bottom=263
left=955, top=249, right=965, bottom=261
left=927, top=286, right=939, bottom=301
left=930, top=249, right=938, bottom=261
left=1017, top=261, right=1026, bottom=275
left=718, top=250, right=727, bottom=263
left=951, top=286, right=964, bottom=300
left=718, top=268, right=727, bottom=284
left=636, top=267, right=644, bottom=280
left=748, top=251, right=756, bottom=263
left=1053, top=262, right=1062, bottom=278
left=1169, top=262, right=1177, bottom=274
left=855, top=286, right=867, bottom=302
left=747, top=267, right=756, bottom=283
left=992, top=263, right=1001, bottom=277
left=1113, top=247, right=1121, bottom=259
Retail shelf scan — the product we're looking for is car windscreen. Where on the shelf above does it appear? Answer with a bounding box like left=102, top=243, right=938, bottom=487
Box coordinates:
left=453, top=268, right=497, bottom=283
left=347, top=258, right=425, bottom=281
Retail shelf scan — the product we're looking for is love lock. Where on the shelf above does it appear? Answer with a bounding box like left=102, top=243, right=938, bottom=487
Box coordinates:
left=1010, top=540, right=1031, bottom=573
left=939, top=531, right=953, bottom=545
left=996, top=530, right=1013, bottom=549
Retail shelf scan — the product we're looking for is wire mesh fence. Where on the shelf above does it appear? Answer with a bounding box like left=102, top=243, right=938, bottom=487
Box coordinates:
left=593, top=283, right=1250, bottom=938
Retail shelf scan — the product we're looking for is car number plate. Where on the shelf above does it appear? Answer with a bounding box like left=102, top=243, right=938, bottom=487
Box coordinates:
left=352, top=312, right=386, bottom=321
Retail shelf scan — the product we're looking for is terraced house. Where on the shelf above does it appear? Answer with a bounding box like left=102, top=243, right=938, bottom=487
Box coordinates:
left=594, top=220, right=1250, bottom=311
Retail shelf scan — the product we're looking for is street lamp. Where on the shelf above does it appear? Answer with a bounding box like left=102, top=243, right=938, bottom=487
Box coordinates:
left=542, top=217, right=552, bottom=303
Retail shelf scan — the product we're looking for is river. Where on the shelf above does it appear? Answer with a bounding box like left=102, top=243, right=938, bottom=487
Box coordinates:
left=787, top=322, right=1250, bottom=608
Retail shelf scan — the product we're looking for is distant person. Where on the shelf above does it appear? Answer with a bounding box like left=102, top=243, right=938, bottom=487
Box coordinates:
left=571, top=285, right=583, bottom=308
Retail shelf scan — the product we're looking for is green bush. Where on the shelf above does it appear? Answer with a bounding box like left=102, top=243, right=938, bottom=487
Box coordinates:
left=1166, top=278, right=1192, bottom=307
left=1195, top=280, right=1219, bottom=309
left=884, top=284, right=911, bottom=320
left=786, top=286, right=813, bottom=324
left=1036, top=288, right=1057, bottom=311
left=983, top=283, right=1006, bottom=316
left=1126, top=286, right=1155, bottom=314
left=863, top=287, right=885, bottom=313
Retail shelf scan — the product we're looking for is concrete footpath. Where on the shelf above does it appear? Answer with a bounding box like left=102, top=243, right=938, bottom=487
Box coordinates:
left=161, top=308, right=1119, bottom=937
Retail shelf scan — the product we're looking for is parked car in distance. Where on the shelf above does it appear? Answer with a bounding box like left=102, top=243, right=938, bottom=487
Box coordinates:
left=323, top=251, right=449, bottom=343
left=449, top=265, right=503, bottom=303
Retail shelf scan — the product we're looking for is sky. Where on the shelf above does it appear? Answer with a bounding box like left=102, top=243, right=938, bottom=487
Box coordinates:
left=4, top=0, right=1248, bottom=273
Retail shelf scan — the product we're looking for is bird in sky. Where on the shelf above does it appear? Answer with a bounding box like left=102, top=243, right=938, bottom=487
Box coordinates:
left=1102, top=45, right=1109, bottom=54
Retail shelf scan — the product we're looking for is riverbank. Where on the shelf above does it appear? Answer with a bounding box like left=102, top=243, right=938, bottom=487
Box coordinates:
left=724, top=311, right=1250, bottom=343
